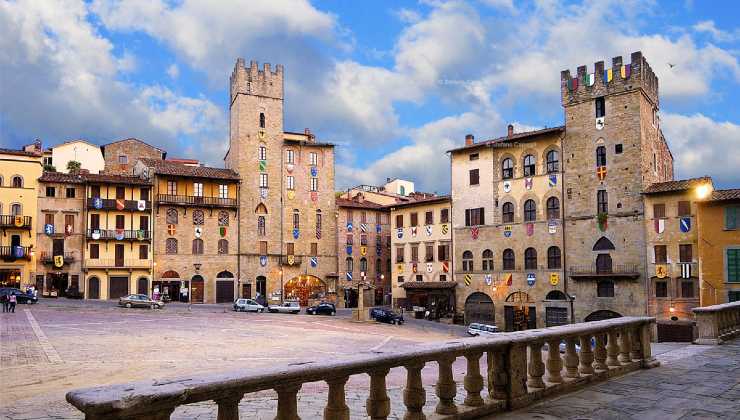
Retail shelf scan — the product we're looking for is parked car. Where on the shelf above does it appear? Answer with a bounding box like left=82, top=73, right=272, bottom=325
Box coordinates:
left=118, top=294, right=164, bottom=309
left=369, top=307, right=385, bottom=319
left=373, top=308, right=404, bottom=325
left=233, top=298, right=265, bottom=312
left=306, top=302, right=336, bottom=316
left=65, top=286, right=84, bottom=299
left=467, top=323, right=500, bottom=336
left=0, top=288, right=38, bottom=304
left=267, top=301, right=301, bottom=314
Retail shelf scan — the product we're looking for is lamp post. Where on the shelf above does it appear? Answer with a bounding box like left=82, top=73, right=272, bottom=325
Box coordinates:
left=568, top=293, right=576, bottom=324
left=279, top=269, right=284, bottom=304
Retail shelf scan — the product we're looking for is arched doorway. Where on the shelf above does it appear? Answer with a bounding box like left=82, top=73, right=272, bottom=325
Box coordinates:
left=216, top=271, right=235, bottom=303
left=585, top=310, right=622, bottom=322
left=88, top=276, right=100, bottom=300
left=154, top=271, right=186, bottom=302
left=505, top=291, right=536, bottom=331
left=284, top=275, right=326, bottom=306
left=191, top=275, right=204, bottom=303
left=137, top=277, right=149, bottom=295
left=464, top=292, right=494, bottom=325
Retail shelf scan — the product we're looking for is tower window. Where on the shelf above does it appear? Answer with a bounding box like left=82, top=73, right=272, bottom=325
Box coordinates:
left=259, top=113, right=265, bottom=129
left=502, top=202, right=514, bottom=223
left=259, top=146, right=267, bottom=160
left=596, top=146, right=607, bottom=167
left=615, top=144, right=623, bottom=154
left=595, top=97, right=605, bottom=118
left=597, top=190, right=608, bottom=214
left=469, top=169, right=479, bottom=185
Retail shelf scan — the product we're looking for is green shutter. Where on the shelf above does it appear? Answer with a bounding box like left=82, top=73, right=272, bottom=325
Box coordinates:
left=726, top=206, right=738, bottom=230
left=729, top=249, right=740, bottom=283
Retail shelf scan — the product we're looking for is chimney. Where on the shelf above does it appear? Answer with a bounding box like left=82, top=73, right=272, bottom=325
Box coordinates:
left=507, top=124, right=514, bottom=138
left=304, top=128, right=315, bottom=142
left=386, top=177, right=391, bottom=183
left=465, top=134, right=474, bottom=146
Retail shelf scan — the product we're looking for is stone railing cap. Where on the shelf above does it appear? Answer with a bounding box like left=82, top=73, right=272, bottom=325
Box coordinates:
left=692, top=301, right=740, bottom=313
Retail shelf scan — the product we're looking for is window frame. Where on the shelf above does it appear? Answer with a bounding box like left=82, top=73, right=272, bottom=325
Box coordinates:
left=597, top=190, right=608, bottom=214
left=524, top=247, right=537, bottom=270
left=501, top=158, right=513, bottom=179
left=502, top=249, right=515, bottom=271
left=546, top=150, right=559, bottom=173
left=502, top=202, right=514, bottom=223
left=596, top=145, right=607, bottom=167
left=469, top=168, right=480, bottom=186
left=523, top=199, right=536, bottom=222
left=523, top=154, right=536, bottom=177
left=546, top=197, right=560, bottom=220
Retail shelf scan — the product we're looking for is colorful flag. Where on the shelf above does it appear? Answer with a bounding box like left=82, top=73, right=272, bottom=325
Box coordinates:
left=116, top=199, right=125, bottom=211
left=680, top=217, right=691, bottom=233
left=548, top=174, right=557, bottom=188
left=505, top=273, right=513, bottom=286
left=526, top=223, right=534, bottom=236
left=597, top=166, right=607, bottom=181
left=655, top=219, right=665, bottom=234
left=471, top=227, right=479, bottom=240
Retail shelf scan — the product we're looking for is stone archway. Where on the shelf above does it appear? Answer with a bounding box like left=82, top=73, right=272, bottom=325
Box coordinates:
left=465, top=292, right=494, bottom=325
left=585, top=310, right=622, bottom=322
left=284, top=275, right=326, bottom=306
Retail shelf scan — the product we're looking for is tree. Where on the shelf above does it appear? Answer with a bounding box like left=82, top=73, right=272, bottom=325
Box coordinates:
left=66, top=160, right=81, bottom=172
left=43, top=164, right=56, bottom=172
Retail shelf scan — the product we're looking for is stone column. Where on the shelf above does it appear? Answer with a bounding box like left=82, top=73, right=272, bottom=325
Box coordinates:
left=564, top=337, right=580, bottom=379
left=366, top=368, right=391, bottom=420
left=606, top=330, right=620, bottom=367
left=403, top=363, right=426, bottom=420
left=216, top=394, right=243, bottom=420
left=578, top=335, right=594, bottom=375
left=435, top=356, right=457, bottom=415
left=275, top=383, right=302, bottom=420
left=545, top=339, right=563, bottom=384
left=639, top=323, right=660, bottom=368
left=527, top=342, right=545, bottom=389
left=593, top=333, right=607, bottom=371
left=618, top=328, right=632, bottom=364
left=487, top=350, right=507, bottom=401
left=507, top=343, right=529, bottom=405
left=463, top=352, right=484, bottom=407
left=324, top=376, right=350, bottom=420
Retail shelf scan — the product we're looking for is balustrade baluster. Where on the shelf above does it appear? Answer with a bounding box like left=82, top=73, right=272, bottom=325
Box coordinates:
left=564, top=337, right=580, bottom=379
left=527, top=342, right=545, bottom=389
left=606, top=330, right=620, bottom=367
left=275, top=383, right=302, bottom=420
left=435, top=356, right=457, bottom=415
left=366, top=368, right=391, bottom=420
left=618, top=328, right=632, bottom=364
left=324, top=376, right=350, bottom=420
left=578, top=335, right=594, bottom=375
left=463, top=352, right=484, bottom=407
left=545, top=339, right=563, bottom=384
left=487, top=350, right=507, bottom=400
left=216, top=394, right=243, bottom=420
left=403, top=363, right=426, bottom=420
left=630, top=327, right=642, bottom=361
left=593, top=334, right=607, bottom=371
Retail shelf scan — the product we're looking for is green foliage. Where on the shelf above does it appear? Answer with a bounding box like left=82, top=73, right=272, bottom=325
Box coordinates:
left=66, top=160, right=82, bottom=172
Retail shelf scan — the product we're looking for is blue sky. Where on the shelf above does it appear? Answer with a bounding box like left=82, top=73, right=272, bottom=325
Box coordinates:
left=1, top=0, right=739, bottom=192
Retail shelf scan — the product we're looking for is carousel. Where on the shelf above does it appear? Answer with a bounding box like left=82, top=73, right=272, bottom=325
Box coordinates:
left=283, top=275, right=327, bottom=306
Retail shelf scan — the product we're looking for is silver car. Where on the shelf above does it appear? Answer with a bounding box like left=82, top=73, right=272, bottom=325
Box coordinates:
left=467, top=323, right=500, bottom=336
left=233, top=298, right=265, bottom=312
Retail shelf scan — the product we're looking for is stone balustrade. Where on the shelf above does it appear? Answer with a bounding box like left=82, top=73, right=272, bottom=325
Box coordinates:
left=692, top=301, right=740, bottom=345
left=66, top=317, right=657, bottom=420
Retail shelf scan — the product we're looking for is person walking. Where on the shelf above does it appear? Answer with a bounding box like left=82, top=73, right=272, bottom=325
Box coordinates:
left=8, top=293, right=17, bottom=313
left=1, top=293, right=7, bottom=313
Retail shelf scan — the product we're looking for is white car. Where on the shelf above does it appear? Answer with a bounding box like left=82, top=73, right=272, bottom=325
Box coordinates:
left=467, top=323, right=500, bottom=336
left=268, top=301, right=301, bottom=314
left=233, top=298, right=265, bottom=312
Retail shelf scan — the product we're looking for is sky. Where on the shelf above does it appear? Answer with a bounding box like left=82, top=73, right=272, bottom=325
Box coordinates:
left=1, top=0, right=739, bottom=193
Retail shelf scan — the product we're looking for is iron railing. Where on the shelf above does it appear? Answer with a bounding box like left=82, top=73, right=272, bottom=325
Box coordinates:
left=86, top=229, right=151, bottom=241
left=0, top=246, right=32, bottom=260
left=83, top=259, right=151, bottom=269
left=569, top=264, right=641, bottom=278
left=157, top=194, right=238, bottom=208
left=86, top=198, right=151, bottom=211
left=0, top=215, right=32, bottom=229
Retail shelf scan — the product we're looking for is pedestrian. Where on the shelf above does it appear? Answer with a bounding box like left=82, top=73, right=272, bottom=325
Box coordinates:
left=1, top=293, right=7, bottom=313
left=8, top=293, right=17, bottom=313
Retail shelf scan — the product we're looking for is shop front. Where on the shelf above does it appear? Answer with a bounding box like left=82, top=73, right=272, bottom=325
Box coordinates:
left=0, top=268, right=22, bottom=289
left=284, top=275, right=327, bottom=307
left=400, top=282, right=456, bottom=320
left=153, top=270, right=189, bottom=302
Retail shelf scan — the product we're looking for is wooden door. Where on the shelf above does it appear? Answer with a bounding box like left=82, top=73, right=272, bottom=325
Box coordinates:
left=137, top=277, right=148, bottom=295
left=88, top=277, right=100, bottom=299
left=191, top=277, right=204, bottom=303
left=242, top=284, right=252, bottom=299
left=115, top=244, right=124, bottom=267
left=504, top=306, right=514, bottom=332
left=216, top=281, right=234, bottom=303
left=109, top=276, right=129, bottom=299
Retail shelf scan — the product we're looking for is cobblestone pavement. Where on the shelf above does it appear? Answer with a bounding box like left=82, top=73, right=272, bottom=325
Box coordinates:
left=2, top=300, right=738, bottom=419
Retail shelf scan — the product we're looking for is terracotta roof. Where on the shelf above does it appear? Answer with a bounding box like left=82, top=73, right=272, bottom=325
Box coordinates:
left=643, top=177, right=713, bottom=194
left=401, top=282, right=457, bottom=290
left=85, top=173, right=152, bottom=185
left=335, top=197, right=386, bottom=210
left=138, top=158, right=240, bottom=181
left=0, top=148, right=41, bottom=158
left=39, top=172, right=86, bottom=184
left=710, top=189, right=740, bottom=202
left=448, top=126, right=565, bottom=153
left=390, top=195, right=451, bottom=209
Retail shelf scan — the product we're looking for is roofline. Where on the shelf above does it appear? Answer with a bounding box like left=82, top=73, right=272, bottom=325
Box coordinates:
left=389, top=196, right=451, bottom=210
left=447, top=126, right=565, bottom=154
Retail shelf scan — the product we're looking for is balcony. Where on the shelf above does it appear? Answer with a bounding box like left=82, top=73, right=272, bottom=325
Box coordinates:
left=157, top=194, right=238, bottom=208
left=280, top=255, right=304, bottom=266
left=86, top=198, right=151, bottom=211
left=84, top=259, right=151, bottom=269
left=0, top=246, right=32, bottom=261
left=86, top=229, right=151, bottom=241
left=39, top=252, right=76, bottom=265
left=0, top=215, right=32, bottom=229
left=569, top=264, right=641, bottom=280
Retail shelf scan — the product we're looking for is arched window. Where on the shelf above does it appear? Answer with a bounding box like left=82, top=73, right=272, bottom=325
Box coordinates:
left=257, top=216, right=266, bottom=236
left=192, top=209, right=204, bottom=225
left=346, top=257, right=353, bottom=273
left=593, top=237, right=616, bottom=251
left=596, top=253, right=612, bottom=273
left=597, top=279, right=614, bottom=297
left=503, top=249, right=515, bottom=270
left=545, top=290, right=567, bottom=300
left=166, top=208, right=178, bottom=224
left=255, top=203, right=268, bottom=214
left=546, top=150, right=559, bottom=173
left=523, top=154, right=536, bottom=177
left=11, top=175, right=23, bottom=188
left=546, top=197, right=560, bottom=220
left=462, top=250, right=473, bottom=272
left=259, top=112, right=265, bottom=129
left=192, top=238, right=204, bottom=255
left=218, top=239, right=229, bottom=254
left=165, top=238, right=178, bottom=254
left=502, top=202, right=514, bottom=223
left=217, top=271, right=234, bottom=278
left=547, top=246, right=561, bottom=269
left=10, top=203, right=21, bottom=216
left=218, top=211, right=229, bottom=226
left=524, top=247, right=537, bottom=270
left=360, top=257, right=368, bottom=273
left=501, top=158, right=513, bottom=179
left=482, top=249, right=493, bottom=271
left=596, top=146, right=607, bottom=167
left=524, top=199, right=536, bottom=222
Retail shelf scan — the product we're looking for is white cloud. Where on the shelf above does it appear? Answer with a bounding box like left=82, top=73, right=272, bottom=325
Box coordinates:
left=166, top=63, right=179, bottom=79
left=479, top=0, right=517, bottom=13
left=661, top=112, right=740, bottom=188
left=693, top=20, right=739, bottom=43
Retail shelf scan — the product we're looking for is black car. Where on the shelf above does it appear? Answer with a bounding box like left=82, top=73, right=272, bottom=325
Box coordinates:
left=0, top=288, right=38, bottom=304
left=306, top=302, right=336, bottom=316
left=374, top=309, right=404, bottom=325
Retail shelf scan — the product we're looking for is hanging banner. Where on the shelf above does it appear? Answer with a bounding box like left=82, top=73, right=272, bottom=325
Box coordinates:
left=376, top=224, right=382, bottom=233
left=655, top=219, right=665, bottom=234
left=116, top=199, right=125, bottom=211
left=425, top=225, right=432, bottom=236
left=597, top=166, right=607, bottom=180
left=137, top=200, right=146, bottom=211
left=346, top=271, right=353, bottom=281
left=286, top=163, right=294, bottom=173
left=397, top=263, right=404, bottom=274
left=505, top=273, right=513, bottom=286
left=346, top=245, right=353, bottom=255
left=54, top=255, right=64, bottom=268
left=680, top=217, right=691, bottom=233
left=13, top=246, right=25, bottom=259
left=136, top=230, right=146, bottom=240
left=360, top=246, right=367, bottom=256
left=621, top=64, right=631, bottom=79
left=360, top=223, right=367, bottom=233
left=471, top=227, right=479, bottom=240
left=220, top=226, right=227, bottom=237
left=287, top=190, right=295, bottom=200
left=588, top=73, right=595, bottom=86
left=548, top=174, right=557, bottom=188
left=412, top=263, right=417, bottom=273
left=526, top=223, right=534, bottom=236
left=527, top=273, right=536, bottom=286
left=549, top=273, right=560, bottom=286
left=441, top=261, right=449, bottom=273
left=293, top=228, right=299, bottom=239
left=259, top=160, right=267, bottom=172
left=65, top=224, right=73, bottom=236
left=656, top=264, right=668, bottom=279
left=310, top=166, right=318, bottom=177
left=396, top=228, right=403, bottom=239
left=44, top=223, right=55, bottom=235
left=347, top=222, right=353, bottom=232
left=548, top=220, right=557, bottom=234
left=93, top=197, right=103, bottom=209
left=14, top=216, right=24, bottom=227
left=260, top=188, right=268, bottom=199
left=464, top=274, right=472, bottom=286
left=426, top=263, right=433, bottom=273
left=503, top=181, right=512, bottom=193
left=524, top=178, right=533, bottom=190
left=316, top=228, right=322, bottom=240
left=410, top=227, right=417, bottom=237
left=287, top=255, right=295, bottom=265
left=167, top=224, right=176, bottom=235
left=91, top=229, right=101, bottom=240
left=115, top=229, right=125, bottom=240
left=681, top=263, right=692, bottom=279
left=310, top=256, right=318, bottom=268
left=310, top=191, right=318, bottom=202
left=260, top=255, right=267, bottom=266
left=485, top=274, right=492, bottom=286
left=194, top=227, right=203, bottom=238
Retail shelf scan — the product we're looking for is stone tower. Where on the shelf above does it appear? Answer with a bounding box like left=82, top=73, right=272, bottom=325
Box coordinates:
left=560, top=51, right=673, bottom=322
left=226, top=59, right=285, bottom=296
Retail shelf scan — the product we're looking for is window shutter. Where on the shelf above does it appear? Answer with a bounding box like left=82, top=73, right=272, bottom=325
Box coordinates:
left=465, top=209, right=470, bottom=226
left=726, top=207, right=738, bottom=230
left=479, top=207, right=485, bottom=225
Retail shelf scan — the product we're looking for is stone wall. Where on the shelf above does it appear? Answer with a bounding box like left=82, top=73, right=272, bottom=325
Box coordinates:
left=103, top=139, right=164, bottom=175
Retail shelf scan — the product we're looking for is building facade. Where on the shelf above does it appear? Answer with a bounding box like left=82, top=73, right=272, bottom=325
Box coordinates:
left=697, top=189, right=740, bottom=305
left=390, top=196, right=453, bottom=319
left=46, top=140, right=105, bottom=174
left=101, top=138, right=166, bottom=175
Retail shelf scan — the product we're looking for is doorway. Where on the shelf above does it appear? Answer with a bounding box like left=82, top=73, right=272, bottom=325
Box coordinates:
left=48, top=272, right=69, bottom=297
left=242, top=283, right=252, bottom=299
left=114, top=244, right=125, bottom=267
left=504, top=305, right=536, bottom=331
left=109, top=276, right=129, bottom=299
left=88, top=277, right=100, bottom=299
left=137, top=277, right=149, bottom=295
left=191, top=275, right=204, bottom=303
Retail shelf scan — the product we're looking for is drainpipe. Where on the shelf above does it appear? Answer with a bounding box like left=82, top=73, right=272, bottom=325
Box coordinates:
left=447, top=151, right=455, bottom=315
left=236, top=181, right=241, bottom=298
left=559, top=131, right=574, bottom=323
left=279, top=141, right=284, bottom=303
